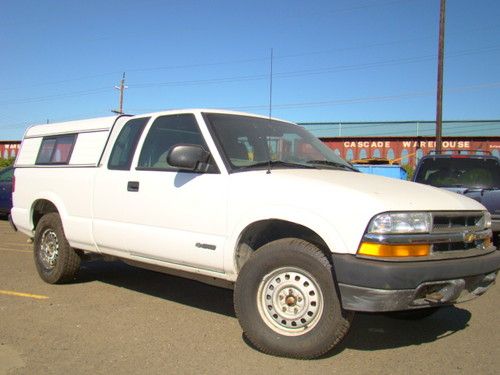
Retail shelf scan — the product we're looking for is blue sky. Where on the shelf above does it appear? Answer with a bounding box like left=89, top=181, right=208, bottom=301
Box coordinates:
left=1, top=0, right=500, bottom=140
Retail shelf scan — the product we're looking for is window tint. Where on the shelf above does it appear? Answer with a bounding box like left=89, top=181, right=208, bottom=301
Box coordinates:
left=36, top=134, right=76, bottom=165
left=138, top=114, right=215, bottom=172
left=108, top=117, right=149, bottom=170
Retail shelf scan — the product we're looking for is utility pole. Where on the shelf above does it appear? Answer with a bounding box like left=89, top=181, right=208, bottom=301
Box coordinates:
left=112, top=72, right=127, bottom=114
left=435, top=0, right=446, bottom=154
left=269, top=48, right=273, bottom=119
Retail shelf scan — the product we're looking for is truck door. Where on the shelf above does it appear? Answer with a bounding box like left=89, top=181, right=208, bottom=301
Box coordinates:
left=92, top=114, right=227, bottom=273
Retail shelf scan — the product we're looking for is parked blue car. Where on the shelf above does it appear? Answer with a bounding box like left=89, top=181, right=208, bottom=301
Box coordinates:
left=0, top=166, right=13, bottom=216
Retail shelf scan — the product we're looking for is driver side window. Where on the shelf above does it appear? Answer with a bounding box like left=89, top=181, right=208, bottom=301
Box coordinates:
left=137, top=114, right=218, bottom=173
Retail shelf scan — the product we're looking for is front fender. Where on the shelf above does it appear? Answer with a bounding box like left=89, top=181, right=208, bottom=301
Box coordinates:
left=223, top=205, right=350, bottom=275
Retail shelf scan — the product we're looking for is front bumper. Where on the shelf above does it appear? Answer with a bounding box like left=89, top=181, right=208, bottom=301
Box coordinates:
left=492, top=218, right=500, bottom=245
left=332, top=250, right=500, bottom=312
left=492, top=219, right=500, bottom=232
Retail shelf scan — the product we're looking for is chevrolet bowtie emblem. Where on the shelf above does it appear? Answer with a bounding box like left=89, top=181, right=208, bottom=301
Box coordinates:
left=463, top=232, right=477, bottom=243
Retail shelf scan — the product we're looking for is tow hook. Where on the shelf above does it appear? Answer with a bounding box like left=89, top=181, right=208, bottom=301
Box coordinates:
left=425, top=292, right=444, bottom=303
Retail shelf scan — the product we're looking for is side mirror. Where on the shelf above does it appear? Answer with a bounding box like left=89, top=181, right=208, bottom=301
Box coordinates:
left=167, top=144, right=210, bottom=171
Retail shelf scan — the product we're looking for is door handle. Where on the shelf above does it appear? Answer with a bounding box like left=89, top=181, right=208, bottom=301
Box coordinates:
left=127, top=181, right=139, bottom=192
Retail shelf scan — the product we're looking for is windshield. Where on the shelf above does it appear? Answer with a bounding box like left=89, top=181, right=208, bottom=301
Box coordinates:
left=205, top=113, right=353, bottom=172
left=414, top=157, right=500, bottom=189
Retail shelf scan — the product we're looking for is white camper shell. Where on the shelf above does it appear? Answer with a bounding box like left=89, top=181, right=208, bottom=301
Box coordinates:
left=16, top=116, right=126, bottom=167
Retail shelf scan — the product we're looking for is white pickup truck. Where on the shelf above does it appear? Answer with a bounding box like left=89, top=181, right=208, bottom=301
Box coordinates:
left=11, top=109, right=500, bottom=359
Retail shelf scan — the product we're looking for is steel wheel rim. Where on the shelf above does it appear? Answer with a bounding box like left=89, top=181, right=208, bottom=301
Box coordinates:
left=39, top=229, right=59, bottom=269
left=257, top=266, right=324, bottom=336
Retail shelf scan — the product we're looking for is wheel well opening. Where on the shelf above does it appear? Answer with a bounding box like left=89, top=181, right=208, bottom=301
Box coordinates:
left=32, top=200, right=59, bottom=229
left=235, top=220, right=331, bottom=272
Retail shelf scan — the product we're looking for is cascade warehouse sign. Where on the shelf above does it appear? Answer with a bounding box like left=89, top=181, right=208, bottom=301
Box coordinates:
left=344, top=140, right=471, bottom=149
left=323, top=136, right=500, bottom=165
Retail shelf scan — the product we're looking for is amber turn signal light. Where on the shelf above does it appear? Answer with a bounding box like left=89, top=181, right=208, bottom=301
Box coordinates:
left=358, top=242, right=430, bottom=257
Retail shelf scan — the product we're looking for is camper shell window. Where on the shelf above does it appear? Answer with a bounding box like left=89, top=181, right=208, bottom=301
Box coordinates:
left=35, top=134, right=77, bottom=165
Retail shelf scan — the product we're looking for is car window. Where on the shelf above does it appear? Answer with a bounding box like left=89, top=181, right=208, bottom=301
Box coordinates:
left=415, top=157, right=500, bottom=189
left=108, top=117, right=150, bottom=170
left=137, top=114, right=217, bottom=173
left=36, top=134, right=77, bottom=165
left=0, top=168, right=13, bottom=182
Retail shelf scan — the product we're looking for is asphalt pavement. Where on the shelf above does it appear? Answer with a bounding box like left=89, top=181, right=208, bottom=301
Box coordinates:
left=1, top=218, right=499, bottom=375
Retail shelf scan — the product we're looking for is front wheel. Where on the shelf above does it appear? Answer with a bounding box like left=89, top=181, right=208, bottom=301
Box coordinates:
left=34, top=213, right=81, bottom=284
left=234, top=238, right=353, bottom=359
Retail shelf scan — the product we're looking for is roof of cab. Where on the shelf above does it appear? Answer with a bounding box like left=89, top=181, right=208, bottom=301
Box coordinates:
left=24, top=109, right=294, bottom=138
left=128, top=108, right=292, bottom=124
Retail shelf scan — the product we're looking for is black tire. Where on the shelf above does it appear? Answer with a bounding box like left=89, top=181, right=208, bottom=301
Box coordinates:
left=234, top=238, right=353, bottom=359
left=34, top=213, right=81, bottom=284
left=387, top=307, right=441, bottom=320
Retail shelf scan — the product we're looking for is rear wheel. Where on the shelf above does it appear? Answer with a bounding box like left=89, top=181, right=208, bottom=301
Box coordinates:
left=234, top=238, right=353, bottom=359
left=34, top=213, right=81, bottom=284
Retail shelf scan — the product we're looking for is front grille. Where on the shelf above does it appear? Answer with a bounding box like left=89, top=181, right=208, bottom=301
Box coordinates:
left=432, top=241, right=478, bottom=252
left=432, top=212, right=483, bottom=233
left=430, top=211, right=487, bottom=254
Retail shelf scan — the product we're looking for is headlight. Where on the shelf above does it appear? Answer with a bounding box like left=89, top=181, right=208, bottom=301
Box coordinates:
left=482, top=212, right=492, bottom=229
left=367, top=212, right=432, bottom=234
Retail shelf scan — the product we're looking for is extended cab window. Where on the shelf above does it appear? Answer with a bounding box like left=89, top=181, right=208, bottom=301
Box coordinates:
left=137, top=114, right=217, bottom=172
left=108, top=117, right=149, bottom=170
left=36, top=134, right=76, bottom=165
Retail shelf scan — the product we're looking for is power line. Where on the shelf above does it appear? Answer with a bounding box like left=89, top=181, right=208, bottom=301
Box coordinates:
left=226, top=81, right=500, bottom=112
left=126, top=45, right=500, bottom=90
left=2, top=23, right=499, bottom=92
left=4, top=42, right=496, bottom=106
left=0, top=87, right=110, bottom=106
left=126, top=81, right=500, bottom=116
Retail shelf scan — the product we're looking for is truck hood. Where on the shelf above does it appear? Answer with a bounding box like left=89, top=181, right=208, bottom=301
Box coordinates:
left=228, top=169, right=486, bottom=253
left=231, top=169, right=486, bottom=212
left=228, top=169, right=485, bottom=253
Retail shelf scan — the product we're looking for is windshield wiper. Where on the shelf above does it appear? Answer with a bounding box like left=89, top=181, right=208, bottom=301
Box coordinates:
left=237, top=160, right=316, bottom=172
left=439, top=185, right=500, bottom=194
left=468, top=187, right=500, bottom=195
left=307, top=160, right=358, bottom=172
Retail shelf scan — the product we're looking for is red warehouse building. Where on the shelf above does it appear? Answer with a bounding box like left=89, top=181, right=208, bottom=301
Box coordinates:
left=301, top=120, right=500, bottom=166
left=0, top=141, right=21, bottom=159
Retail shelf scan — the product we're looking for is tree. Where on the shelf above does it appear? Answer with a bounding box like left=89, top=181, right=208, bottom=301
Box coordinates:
left=0, top=157, right=15, bottom=168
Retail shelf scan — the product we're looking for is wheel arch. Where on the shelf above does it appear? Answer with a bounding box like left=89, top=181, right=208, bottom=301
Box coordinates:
left=30, top=194, right=66, bottom=230
left=230, top=217, right=342, bottom=274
